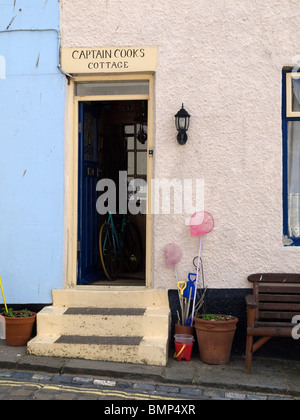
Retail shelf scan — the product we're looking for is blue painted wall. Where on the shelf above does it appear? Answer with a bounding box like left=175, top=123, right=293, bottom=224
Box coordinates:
left=0, top=1, right=65, bottom=303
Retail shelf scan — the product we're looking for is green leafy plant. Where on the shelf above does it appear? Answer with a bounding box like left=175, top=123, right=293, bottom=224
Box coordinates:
left=196, top=313, right=236, bottom=321
left=1, top=308, right=33, bottom=318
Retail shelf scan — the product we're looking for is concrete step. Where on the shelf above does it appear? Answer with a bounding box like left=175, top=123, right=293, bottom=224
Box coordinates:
left=27, top=334, right=169, bottom=366
left=36, top=306, right=170, bottom=337
left=52, top=288, right=169, bottom=309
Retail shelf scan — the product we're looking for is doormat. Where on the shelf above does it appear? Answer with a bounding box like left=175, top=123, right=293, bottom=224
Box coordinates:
left=55, top=335, right=143, bottom=346
left=64, top=308, right=146, bottom=316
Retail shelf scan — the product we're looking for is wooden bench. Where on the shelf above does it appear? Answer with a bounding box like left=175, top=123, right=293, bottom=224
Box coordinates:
left=245, top=273, right=300, bottom=373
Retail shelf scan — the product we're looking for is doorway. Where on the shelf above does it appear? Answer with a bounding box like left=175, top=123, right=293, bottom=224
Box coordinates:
left=77, top=99, right=147, bottom=286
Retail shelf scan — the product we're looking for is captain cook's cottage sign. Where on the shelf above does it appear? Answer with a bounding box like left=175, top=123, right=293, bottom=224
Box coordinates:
left=61, top=46, right=158, bottom=73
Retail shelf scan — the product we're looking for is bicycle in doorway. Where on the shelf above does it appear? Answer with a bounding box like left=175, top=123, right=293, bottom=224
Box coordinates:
left=99, top=213, right=143, bottom=281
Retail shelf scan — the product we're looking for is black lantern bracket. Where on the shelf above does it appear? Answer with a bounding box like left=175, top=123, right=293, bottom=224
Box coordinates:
left=175, top=104, right=190, bottom=145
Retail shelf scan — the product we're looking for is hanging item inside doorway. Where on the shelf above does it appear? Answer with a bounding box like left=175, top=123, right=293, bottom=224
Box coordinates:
left=135, top=101, right=147, bottom=144
left=137, top=126, right=147, bottom=144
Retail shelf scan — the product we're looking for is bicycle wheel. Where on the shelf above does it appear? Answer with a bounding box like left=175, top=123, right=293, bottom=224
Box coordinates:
left=123, top=222, right=143, bottom=272
left=99, top=222, right=120, bottom=281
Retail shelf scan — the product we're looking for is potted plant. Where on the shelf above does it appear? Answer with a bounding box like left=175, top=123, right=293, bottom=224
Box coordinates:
left=1, top=307, right=36, bottom=347
left=193, top=313, right=238, bottom=365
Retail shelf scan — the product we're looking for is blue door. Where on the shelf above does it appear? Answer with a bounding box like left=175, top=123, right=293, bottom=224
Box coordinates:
left=77, top=102, right=99, bottom=284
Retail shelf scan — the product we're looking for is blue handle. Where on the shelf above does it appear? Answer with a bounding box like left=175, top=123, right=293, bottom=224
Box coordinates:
left=185, top=318, right=192, bottom=326
left=183, top=274, right=196, bottom=299
left=188, top=273, right=196, bottom=281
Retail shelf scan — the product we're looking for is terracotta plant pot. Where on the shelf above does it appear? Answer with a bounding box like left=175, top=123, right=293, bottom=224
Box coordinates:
left=175, top=323, right=194, bottom=336
left=3, top=312, right=36, bottom=347
left=193, top=315, right=238, bottom=365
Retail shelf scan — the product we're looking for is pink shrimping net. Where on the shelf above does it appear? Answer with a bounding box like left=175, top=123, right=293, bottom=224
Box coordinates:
left=190, top=211, right=214, bottom=236
left=164, top=243, right=183, bottom=268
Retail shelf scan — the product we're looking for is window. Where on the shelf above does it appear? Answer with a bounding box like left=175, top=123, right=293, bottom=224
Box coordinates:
left=283, top=68, right=300, bottom=245
left=124, top=122, right=148, bottom=213
left=76, top=81, right=149, bottom=96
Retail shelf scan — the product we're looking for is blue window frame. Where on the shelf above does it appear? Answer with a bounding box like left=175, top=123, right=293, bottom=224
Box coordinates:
left=282, top=67, right=300, bottom=245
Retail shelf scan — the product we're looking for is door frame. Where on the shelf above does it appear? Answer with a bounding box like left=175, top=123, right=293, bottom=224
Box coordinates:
left=64, top=74, right=154, bottom=288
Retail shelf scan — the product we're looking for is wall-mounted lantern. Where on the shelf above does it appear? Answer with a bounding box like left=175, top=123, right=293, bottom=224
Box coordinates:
left=175, top=104, right=190, bottom=145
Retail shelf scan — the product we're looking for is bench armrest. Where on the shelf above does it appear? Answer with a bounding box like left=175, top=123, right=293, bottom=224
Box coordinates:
left=246, top=294, right=257, bottom=309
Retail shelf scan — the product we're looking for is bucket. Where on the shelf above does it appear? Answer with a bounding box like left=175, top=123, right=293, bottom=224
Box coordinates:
left=174, top=334, right=194, bottom=361
left=0, top=315, right=5, bottom=339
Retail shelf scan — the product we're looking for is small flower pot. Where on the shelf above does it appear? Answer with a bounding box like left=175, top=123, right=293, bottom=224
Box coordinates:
left=194, top=315, right=238, bottom=365
left=175, top=323, right=194, bottom=336
left=2, top=312, right=36, bottom=347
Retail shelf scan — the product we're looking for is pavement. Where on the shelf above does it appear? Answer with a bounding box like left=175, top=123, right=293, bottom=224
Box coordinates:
left=0, top=339, right=299, bottom=400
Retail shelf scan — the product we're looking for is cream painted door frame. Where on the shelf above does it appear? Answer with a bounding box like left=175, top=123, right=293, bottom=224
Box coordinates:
left=65, top=74, right=154, bottom=288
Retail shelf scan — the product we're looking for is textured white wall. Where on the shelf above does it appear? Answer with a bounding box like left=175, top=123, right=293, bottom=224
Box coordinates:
left=61, top=0, right=300, bottom=289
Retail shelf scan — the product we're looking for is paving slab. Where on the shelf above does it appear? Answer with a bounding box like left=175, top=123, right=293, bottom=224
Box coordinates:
left=0, top=340, right=25, bottom=368
left=190, top=357, right=287, bottom=394
left=285, top=372, right=300, bottom=397
left=162, top=360, right=195, bottom=383
left=63, top=357, right=164, bottom=382
left=17, top=354, right=66, bottom=374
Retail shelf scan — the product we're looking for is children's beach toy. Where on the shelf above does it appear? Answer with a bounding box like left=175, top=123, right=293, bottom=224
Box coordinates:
left=189, top=211, right=214, bottom=322
left=0, top=276, right=8, bottom=313
left=164, top=243, right=182, bottom=269
left=174, top=334, right=194, bottom=361
left=183, top=273, right=196, bottom=326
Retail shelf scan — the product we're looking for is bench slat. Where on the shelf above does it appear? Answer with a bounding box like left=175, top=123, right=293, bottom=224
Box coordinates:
left=248, top=273, right=300, bottom=283
left=259, top=294, right=300, bottom=303
left=254, top=321, right=296, bottom=328
left=259, top=311, right=298, bottom=320
left=258, top=285, right=300, bottom=294
left=259, top=302, right=300, bottom=311
left=247, top=326, right=293, bottom=337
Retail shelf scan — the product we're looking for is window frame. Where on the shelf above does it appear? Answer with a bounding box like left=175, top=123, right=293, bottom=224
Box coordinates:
left=282, top=67, right=300, bottom=246
left=124, top=123, right=147, bottom=180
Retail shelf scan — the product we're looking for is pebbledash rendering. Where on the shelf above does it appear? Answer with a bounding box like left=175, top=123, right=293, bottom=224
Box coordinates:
left=0, top=0, right=299, bottom=365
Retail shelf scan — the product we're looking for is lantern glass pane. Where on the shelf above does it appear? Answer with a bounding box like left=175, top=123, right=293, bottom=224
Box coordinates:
left=179, top=117, right=186, bottom=130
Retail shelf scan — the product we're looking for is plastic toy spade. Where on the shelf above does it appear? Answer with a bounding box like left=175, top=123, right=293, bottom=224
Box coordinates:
left=0, top=276, right=8, bottom=313
left=183, top=273, right=196, bottom=301
left=183, top=273, right=196, bottom=326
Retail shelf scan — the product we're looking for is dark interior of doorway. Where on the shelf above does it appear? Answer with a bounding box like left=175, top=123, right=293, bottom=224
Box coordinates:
left=77, top=99, right=147, bottom=286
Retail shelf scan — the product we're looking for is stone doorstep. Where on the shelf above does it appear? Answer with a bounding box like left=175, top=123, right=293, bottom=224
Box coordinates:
left=52, top=289, right=170, bottom=309
left=36, top=305, right=170, bottom=338
left=27, top=335, right=169, bottom=366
